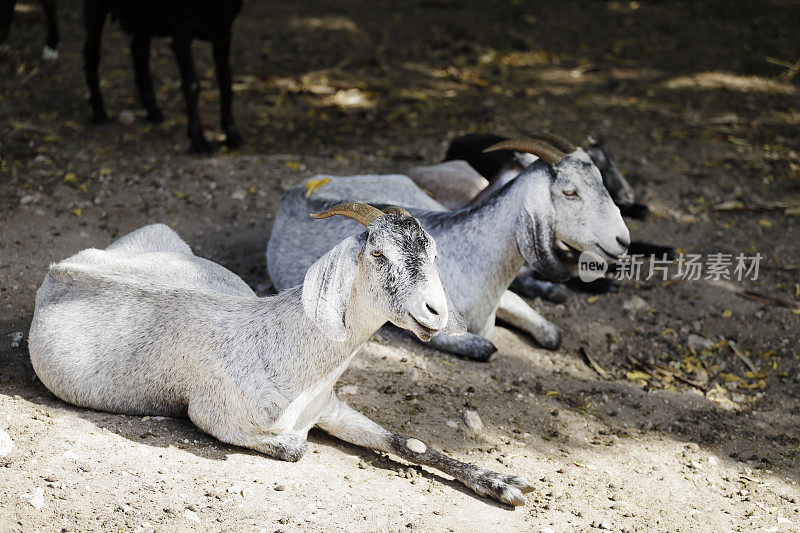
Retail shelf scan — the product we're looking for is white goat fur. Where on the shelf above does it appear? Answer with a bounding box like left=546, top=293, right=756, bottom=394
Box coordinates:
left=28, top=223, right=534, bottom=506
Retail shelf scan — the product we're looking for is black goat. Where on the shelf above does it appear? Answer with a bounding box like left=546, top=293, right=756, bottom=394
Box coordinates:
left=0, top=0, right=59, bottom=59
left=83, top=0, right=244, bottom=153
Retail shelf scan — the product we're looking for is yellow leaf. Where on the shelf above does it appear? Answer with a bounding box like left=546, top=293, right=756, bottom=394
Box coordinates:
left=63, top=173, right=78, bottom=183
left=286, top=161, right=301, bottom=170
left=586, top=296, right=600, bottom=304
left=247, top=186, right=256, bottom=195
left=626, top=371, right=651, bottom=381
left=172, top=190, right=186, bottom=199
left=758, top=219, right=773, bottom=228
left=71, top=207, right=82, bottom=217
left=720, top=373, right=743, bottom=383
left=546, top=390, right=560, bottom=396
left=304, top=177, right=331, bottom=197
left=99, top=167, right=112, bottom=176
left=721, top=309, right=732, bottom=318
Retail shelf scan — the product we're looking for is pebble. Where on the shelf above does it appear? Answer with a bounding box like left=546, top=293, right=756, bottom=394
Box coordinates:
left=445, top=420, right=458, bottom=429
left=0, top=429, right=13, bottom=457
left=184, top=509, right=201, bottom=524
left=231, top=189, right=247, bottom=201
left=622, top=295, right=648, bottom=314
left=32, top=154, right=53, bottom=167
left=7, top=332, right=23, bottom=348
left=338, top=385, right=359, bottom=396
left=25, top=487, right=45, bottom=510
left=274, top=484, right=286, bottom=491
left=118, top=110, right=136, bottom=126
left=462, top=410, right=483, bottom=431
left=707, top=455, right=718, bottom=466
left=686, top=334, right=714, bottom=351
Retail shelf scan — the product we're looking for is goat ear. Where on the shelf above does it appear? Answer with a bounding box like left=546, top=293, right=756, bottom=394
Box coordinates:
left=515, top=172, right=572, bottom=282
left=302, top=235, right=363, bottom=342
left=440, top=288, right=468, bottom=336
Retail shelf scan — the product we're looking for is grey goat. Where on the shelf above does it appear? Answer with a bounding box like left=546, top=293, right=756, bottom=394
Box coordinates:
left=29, top=209, right=535, bottom=506
left=267, top=139, right=630, bottom=361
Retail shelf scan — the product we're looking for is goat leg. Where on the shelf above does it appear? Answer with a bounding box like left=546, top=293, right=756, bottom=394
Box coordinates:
left=422, top=331, right=497, bottom=362
left=317, top=396, right=533, bottom=506
left=509, top=267, right=570, bottom=303
left=41, top=0, right=58, bottom=59
left=495, top=290, right=561, bottom=350
left=130, top=34, right=163, bottom=123
left=172, top=33, right=210, bottom=154
left=213, top=35, right=243, bottom=148
left=0, top=0, right=17, bottom=44
left=83, top=0, right=108, bottom=123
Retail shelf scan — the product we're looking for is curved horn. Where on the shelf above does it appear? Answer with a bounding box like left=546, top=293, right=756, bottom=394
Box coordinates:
left=528, top=132, right=577, bottom=153
left=311, top=202, right=384, bottom=227
left=382, top=206, right=411, bottom=217
left=484, top=139, right=565, bottom=166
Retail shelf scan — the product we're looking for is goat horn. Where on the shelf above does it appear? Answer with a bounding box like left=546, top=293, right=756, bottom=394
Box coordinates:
left=382, top=206, right=412, bottom=217
left=527, top=132, right=577, bottom=153
left=483, top=139, right=565, bottom=166
left=310, top=202, right=384, bottom=227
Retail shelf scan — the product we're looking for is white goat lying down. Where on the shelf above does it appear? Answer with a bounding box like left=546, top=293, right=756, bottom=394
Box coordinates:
left=29, top=209, right=534, bottom=506
left=267, top=139, right=630, bottom=361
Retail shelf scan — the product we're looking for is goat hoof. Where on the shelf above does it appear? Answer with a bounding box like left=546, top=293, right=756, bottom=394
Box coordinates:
left=536, top=326, right=561, bottom=351
left=189, top=137, right=213, bottom=155
left=91, top=112, right=109, bottom=124
left=470, top=469, right=534, bottom=506
left=458, top=338, right=497, bottom=362
left=224, top=130, right=244, bottom=148
left=146, top=109, right=164, bottom=124
left=541, top=284, right=570, bottom=304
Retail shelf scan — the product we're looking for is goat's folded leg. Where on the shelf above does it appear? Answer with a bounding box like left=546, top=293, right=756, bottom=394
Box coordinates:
left=171, top=34, right=211, bottom=154
left=509, top=267, right=570, bottom=303
left=422, top=331, right=497, bottom=362
left=317, top=395, right=533, bottom=506
left=213, top=36, right=243, bottom=148
left=130, top=34, right=163, bottom=123
left=496, top=290, right=561, bottom=350
left=188, top=401, right=307, bottom=462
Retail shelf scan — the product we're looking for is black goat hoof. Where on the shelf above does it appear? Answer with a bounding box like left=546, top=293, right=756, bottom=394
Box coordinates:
left=224, top=130, right=244, bottom=148
left=146, top=109, right=164, bottom=124
left=91, top=112, right=109, bottom=124
left=457, top=338, right=498, bottom=362
left=189, top=137, right=213, bottom=155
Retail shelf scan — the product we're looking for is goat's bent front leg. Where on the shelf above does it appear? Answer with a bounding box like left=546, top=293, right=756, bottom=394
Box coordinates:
left=171, top=34, right=210, bottom=154
left=423, top=332, right=497, bottom=362
left=496, top=290, right=561, bottom=350
left=212, top=35, right=243, bottom=148
left=317, top=395, right=533, bottom=506
left=509, top=267, right=570, bottom=303
left=187, top=401, right=307, bottom=462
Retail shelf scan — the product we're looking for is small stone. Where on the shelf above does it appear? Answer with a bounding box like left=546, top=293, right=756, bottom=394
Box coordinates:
left=599, top=521, right=613, bottom=530
left=707, top=456, right=718, bottom=466
left=32, top=154, right=53, bottom=167
left=686, top=334, right=714, bottom=352
left=184, top=509, right=201, bottom=524
left=0, top=429, right=13, bottom=457
left=338, top=385, right=359, bottom=396
left=689, top=460, right=702, bottom=469
left=118, top=110, right=136, bottom=126
left=405, top=438, right=426, bottom=454
left=686, top=443, right=700, bottom=452
left=25, top=488, right=45, bottom=510
left=231, top=189, right=247, bottom=201
left=274, top=484, right=286, bottom=491
left=445, top=420, right=458, bottom=429
left=622, top=295, right=648, bottom=314
left=226, top=485, right=243, bottom=494
left=462, top=410, right=483, bottom=431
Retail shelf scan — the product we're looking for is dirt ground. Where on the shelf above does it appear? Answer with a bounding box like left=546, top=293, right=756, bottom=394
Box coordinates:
left=1, top=1, right=799, bottom=531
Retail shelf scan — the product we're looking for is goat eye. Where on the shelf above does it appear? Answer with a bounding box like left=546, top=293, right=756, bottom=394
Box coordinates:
left=371, top=250, right=383, bottom=258
left=563, top=190, right=579, bottom=198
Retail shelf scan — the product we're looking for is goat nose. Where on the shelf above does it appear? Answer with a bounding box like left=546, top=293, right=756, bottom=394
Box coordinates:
left=617, top=235, right=630, bottom=249
left=426, top=303, right=439, bottom=316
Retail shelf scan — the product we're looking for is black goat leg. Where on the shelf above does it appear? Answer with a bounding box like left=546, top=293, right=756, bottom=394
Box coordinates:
left=0, top=0, right=16, bottom=44
left=172, top=33, right=210, bottom=154
left=628, top=241, right=676, bottom=260
left=213, top=34, right=243, bottom=148
left=509, top=269, right=570, bottom=304
left=130, top=33, right=163, bottom=123
left=83, top=0, right=108, bottom=123
left=41, top=0, right=58, bottom=55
